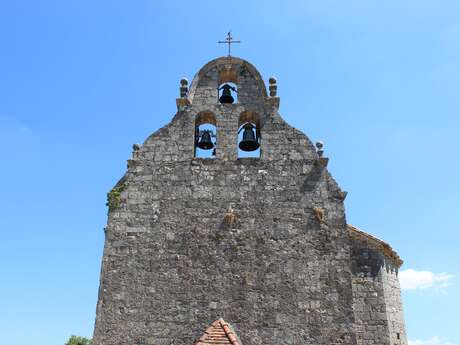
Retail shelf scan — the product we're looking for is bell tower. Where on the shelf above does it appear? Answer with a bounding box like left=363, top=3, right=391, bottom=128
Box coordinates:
left=93, top=55, right=407, bottom=345
left=179, top=56, right=299, bottom=161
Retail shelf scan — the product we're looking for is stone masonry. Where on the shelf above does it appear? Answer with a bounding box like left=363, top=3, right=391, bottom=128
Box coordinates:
left=93, top=56, right=407, bottom=345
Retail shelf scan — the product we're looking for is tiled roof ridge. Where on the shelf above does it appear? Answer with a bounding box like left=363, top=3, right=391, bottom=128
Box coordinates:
left=219, top=319, right=240, bottom=345
left=196, top=318, right=241, bottom=345
left=347, top=224, right=403, bottom=268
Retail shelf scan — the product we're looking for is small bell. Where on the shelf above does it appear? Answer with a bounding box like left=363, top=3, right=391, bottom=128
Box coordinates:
left=219, top=84, right=235, bottom=104
left=239, top=123, right=260, bottom=152
left=197, top=130, right=214, bottom=150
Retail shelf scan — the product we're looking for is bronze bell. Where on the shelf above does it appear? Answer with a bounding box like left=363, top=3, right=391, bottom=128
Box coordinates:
left=219, top=84, right=235, bottom=104
left=239, top=123, right=260, bottom=152
left=197, top=130, right=214, bottom=150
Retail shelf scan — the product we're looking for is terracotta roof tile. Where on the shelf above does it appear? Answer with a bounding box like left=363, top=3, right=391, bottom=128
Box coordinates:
left=347, top=224, right=403, bottom=267
left=195, top=319, right=242, bottom=345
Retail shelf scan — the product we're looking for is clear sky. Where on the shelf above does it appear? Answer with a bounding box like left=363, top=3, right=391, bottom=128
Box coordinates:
left=1, top=1, right=459, bottom=345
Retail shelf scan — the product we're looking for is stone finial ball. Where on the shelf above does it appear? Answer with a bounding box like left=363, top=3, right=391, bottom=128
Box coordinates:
left=315, top=141, right=324, bottom=150
left=269, top=76, right=277, bottom=85
left=180, top=78, right=189, bottom=86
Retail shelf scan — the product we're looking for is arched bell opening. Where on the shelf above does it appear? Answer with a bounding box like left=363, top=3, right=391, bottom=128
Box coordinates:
left=218, top=82, right=238, bottom=104
left=195, top=111, right=217, bottom=158
left=238, top=111, right=261, bottom=158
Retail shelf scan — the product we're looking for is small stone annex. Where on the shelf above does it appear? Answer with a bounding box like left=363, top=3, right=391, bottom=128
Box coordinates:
left=93, top=55, right=407, bottom=345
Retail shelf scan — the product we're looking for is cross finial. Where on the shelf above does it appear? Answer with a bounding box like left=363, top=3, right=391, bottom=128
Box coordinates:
left=218, top=31, right=241, bottom=57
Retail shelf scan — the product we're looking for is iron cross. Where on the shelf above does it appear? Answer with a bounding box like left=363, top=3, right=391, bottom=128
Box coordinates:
left=218, top=31, right=241, bottom=57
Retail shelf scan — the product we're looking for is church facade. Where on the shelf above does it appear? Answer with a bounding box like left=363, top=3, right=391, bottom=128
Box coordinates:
left=93, top=56, right=407, bottom=345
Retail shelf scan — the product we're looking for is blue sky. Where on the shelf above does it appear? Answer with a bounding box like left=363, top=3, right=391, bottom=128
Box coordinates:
left=1, top=1, right=459, bottom=344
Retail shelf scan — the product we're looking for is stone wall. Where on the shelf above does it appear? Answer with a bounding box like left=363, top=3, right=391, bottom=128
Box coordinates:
left=93, top=57, right=357, bottom=345
left=93, top=56, right=406, bottom=345
left=349, top=226, right=407, bottom=345
left=382, top=265, right=407, bottom=345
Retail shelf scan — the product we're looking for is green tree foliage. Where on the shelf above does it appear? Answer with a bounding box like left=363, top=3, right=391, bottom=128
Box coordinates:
left=65, top=335, right=92, bottom=345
